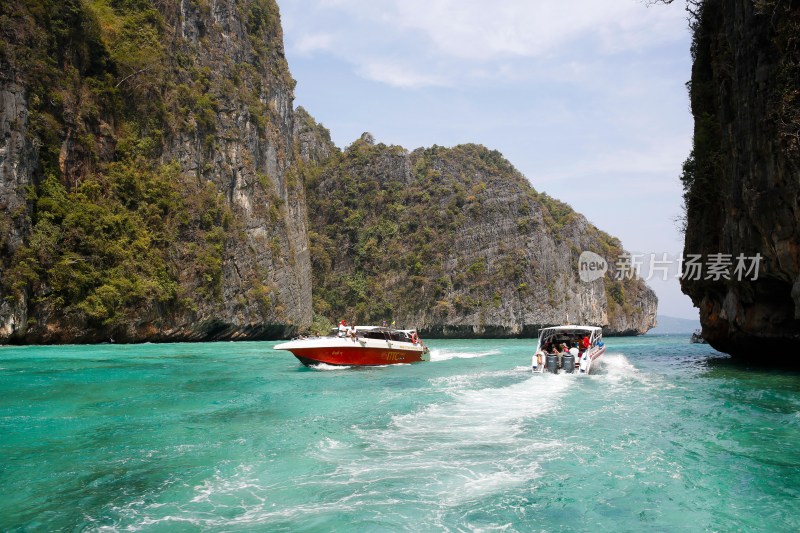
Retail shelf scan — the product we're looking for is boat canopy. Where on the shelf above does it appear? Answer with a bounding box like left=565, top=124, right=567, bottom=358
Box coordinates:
left=355, top=326, right=417, bottom=334
left=329, top=326, right=417, bottom=333
left=536, top=325, right=602, bottom=349
left=539, top=325, right=602, bottom=333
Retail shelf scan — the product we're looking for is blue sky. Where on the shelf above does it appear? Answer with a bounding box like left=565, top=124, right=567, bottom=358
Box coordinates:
left=279, top=0, right=698, bottom=319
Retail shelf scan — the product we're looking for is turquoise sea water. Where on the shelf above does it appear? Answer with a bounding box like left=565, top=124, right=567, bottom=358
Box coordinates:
left=1, top=336, right=799, bottom=531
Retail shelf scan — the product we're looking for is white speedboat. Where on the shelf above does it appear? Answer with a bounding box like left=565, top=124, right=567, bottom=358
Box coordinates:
left=274, top=326, right=430, bottom=366
left=531, top=325, right=605, bottom=374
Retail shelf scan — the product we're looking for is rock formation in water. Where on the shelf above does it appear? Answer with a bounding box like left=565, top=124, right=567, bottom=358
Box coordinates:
left=680, top=0, right=800, bottom=358
left=305, top=132, right=657, bottom=336
left=0, top=0, right=310, bottom=342
left=0, top=0, right=656, bottom=343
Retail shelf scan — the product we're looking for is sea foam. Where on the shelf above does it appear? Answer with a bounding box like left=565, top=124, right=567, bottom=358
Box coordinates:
left=429, top=348, right=500, bottom=361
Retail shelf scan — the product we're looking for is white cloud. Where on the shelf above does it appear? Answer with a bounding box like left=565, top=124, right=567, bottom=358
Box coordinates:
left=385, top=0, right=682, bottom=60
left=356, top=60, right=448, bottom=88
left=531, top=134, right=691, bottom=188
left=282, top=0, right=688, bottom=87
left=293, top=33, right=335, bottom=55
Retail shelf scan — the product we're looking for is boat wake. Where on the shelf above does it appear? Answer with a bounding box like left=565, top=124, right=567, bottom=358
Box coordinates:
left=592, top=353, right=631, bottom=383
left=310, top=363, right=352, bottom=371
left=300, top=373, right=576, bottom=526
left=429, top=348, right=500, bottom=362
left=595, top=352, right=635, bottom=375
left=105, top=363, right=586, bottom=530
left=594, top=352, right=673, bottom=391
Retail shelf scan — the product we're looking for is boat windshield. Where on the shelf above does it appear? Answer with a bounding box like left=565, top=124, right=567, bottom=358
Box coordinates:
left=359, top=328, right=413, bottom=342
left=326, top=327, right=413, bottom=342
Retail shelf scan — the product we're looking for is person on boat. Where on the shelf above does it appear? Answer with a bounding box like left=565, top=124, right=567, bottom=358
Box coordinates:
left=567, top=341, right=583, bottom=371
left=338, top=320, right=347, bottom=338
left=549, top=343, right=562, bottom=368
left=579, top=348, right=590, bottom=373
left=582, top=335, right=590, bottom=351
left=347, top=323, right=358, bottom=341
left=569, top=343, right=579, bottom=360
left=552, top=344, right=561, bottom=368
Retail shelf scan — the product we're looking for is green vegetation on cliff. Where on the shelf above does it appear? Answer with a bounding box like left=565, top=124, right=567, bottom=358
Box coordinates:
left=1, top=0, right=301, bottom=340
left=7, top=160, right=233, bottom=330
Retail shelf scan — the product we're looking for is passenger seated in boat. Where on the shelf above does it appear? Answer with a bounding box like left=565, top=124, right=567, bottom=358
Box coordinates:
left=338, top=320, right=347, bottom=337
left=559, top=343, right=570, bottom=367
left=551, top=343, right=563, bottom=367
left=569, top=344, right=579, bottom=360
left=347, top=324, right=358, bottom=341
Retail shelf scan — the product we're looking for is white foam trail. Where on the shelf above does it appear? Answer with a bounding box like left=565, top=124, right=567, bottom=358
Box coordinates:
left=314, top=374, right=575, bottom=506
left=429, top=348, right=500, bottom=362
left=599, top=352, right=636, bottom=376
left=318, top=437, right=348, bottom=451
left=115, top=373, right=578, bottom=530
left=311, top=363, right=352, bottom=371
left=595, top=352, right=674, bottom=390
left=428, top=369, right=521, bottom=392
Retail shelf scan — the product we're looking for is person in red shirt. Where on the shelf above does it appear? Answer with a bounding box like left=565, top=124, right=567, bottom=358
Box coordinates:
left=582, top=336, right=590, bottom=350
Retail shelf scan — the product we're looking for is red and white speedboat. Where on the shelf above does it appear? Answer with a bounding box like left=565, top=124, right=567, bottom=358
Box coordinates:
left=274, top=326, right=430, bottom=367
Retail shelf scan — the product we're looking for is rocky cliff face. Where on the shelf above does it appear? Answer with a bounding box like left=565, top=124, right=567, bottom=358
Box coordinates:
left=0, top=53, right=36, bottom=340
left=306, top=135, right=657, bottom=336
left=0, top=0, right=655, bottom=343
left=0, top=0, right=311, bottom=342
left=680, top=0, right=800, bottom=359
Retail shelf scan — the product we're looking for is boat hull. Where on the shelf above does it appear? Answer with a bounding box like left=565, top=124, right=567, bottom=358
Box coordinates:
left=275, top=338, right=429, bottom=366
left=582, top=345, right=605, bottom=373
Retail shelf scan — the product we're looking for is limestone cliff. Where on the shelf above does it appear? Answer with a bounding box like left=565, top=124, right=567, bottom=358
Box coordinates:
left=0, top=0, right=311, bottom=342
left=306, top=135, right=657, bottom=336
left=680, top=0, right=800, bottom=358
left=0, top=0, right=655, bottom=343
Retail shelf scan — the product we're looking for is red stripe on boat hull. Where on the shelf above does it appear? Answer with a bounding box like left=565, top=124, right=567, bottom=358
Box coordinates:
left=288, top=346, right=427, bottom=366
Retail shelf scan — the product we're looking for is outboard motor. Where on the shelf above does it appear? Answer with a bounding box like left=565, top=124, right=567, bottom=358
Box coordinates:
left=562, top=353, right=575, bottom=373
left=545, top=354, right=559, bottom=374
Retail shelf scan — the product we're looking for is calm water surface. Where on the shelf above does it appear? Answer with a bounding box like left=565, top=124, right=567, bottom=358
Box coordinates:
left=1, top=336, right=799, bottom=531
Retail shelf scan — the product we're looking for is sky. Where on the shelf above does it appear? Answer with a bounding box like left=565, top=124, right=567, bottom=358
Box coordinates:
left=279, top=0, right=698, bottom=320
